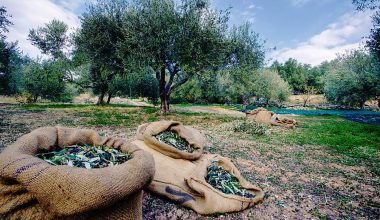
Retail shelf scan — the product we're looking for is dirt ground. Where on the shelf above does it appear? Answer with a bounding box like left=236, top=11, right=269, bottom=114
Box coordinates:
left=174, top=105, right=246, bottom=117
left=285, top=94, right=378, bottom=108
left=72, top=93, right=153, bottom=106
left=0, top=105, right=379, bottom=219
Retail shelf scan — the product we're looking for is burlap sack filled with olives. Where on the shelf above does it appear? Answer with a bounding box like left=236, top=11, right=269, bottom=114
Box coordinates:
left=136, top=121, right=205, bottom=160
left=245, top=107, right=275, bottom=125
left=185, top=154, right=264, bottom=214
left=133, top=139, right=264, bottom=215
left=0, top=126, right=155, bottom=220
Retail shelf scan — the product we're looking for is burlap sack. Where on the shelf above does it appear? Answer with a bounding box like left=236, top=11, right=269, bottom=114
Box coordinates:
left=246, top=107, right=275, bottom=125
left=270, top=116, right=297, bottom=129
left=137, top=121, right=205, bottom=160
left=133, top=140, right=264, bottom=215
left=0, top=126, right=155, bottom=220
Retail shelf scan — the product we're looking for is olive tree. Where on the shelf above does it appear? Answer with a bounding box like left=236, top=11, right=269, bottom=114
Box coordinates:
left=119, top=0, right=230, bottom=112
left=253, top=69, right=291, bottom=105
left=0, top=6, right=27, bottom=95
left=324, top=49, right=380, bottom=108
left=74, top=0, right=127, bottom=104
left=271, top=58, right=309, bottom=94
left=353, top=1, right=380, bottom=59
left=120, top=0, right=265, bottom=112
left=0, top=6, right=12, bottom=39
left=28, top=19, right=70, bottom=60
left=22, top=60, right=69, bottom=102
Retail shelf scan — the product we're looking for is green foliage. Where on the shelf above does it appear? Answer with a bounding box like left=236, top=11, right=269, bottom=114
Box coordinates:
left=71, top=0, right=264, bottom=107
left=156, top=131, right=193, bottom=152
left=120, top=0, right=231, bottom=111
left=367, top=11, right=380, bottom=59
left=172, top=68, right=290, bottom=105
left=324, top=49, right=380, bottom=107
left=0, top=6, right=12, bottom=39
left=228, top=22, right=265, bottom=69
left=28, top=19, right=69, bottom=59
left=352, top=1, right=380, bottom=66
left=74, top=0, right=127, bottom=104
left=118, top=0, right=264, bottom=111
left=36, top=144, right=131, bottom=169
left=253, top=69, right=291, bottom=104
left=232, top=119, right=268, bottom=135
left=22, top=59, right=74, bottom=102
left=119, top=68, right=159, bottom=105
left=271, top=58, right=309, bottom=93
left=172, top=71, right=234, bottom=104
left=16, top=91, right=35, bottom=103
left=306, top=65, right=326, bottom=93
left=206, top=160, right=255, bottom=198
left=0, top=39, right=16, bottom=94
left=0, top=6, right=25, bottom=95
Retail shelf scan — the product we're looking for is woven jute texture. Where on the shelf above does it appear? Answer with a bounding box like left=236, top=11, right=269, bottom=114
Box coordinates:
left=133, top=139, right=264, bottom=215
left=245, top=107, right=275, bottom=125
left=137, top=121, right=205, bottom=160
left=0, top=126, right=155, bottom=220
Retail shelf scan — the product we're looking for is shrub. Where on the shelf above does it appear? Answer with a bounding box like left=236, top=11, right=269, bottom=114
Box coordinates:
left=15, top=92, right=34, bottom=103
left=232, top=120, right=268, bottom=135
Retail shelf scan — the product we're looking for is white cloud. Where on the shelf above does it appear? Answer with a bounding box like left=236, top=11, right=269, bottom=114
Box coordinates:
left=270, top=11, right=373, bottom=66
left=3, top=0, right=81, bottom=58
left=240, top=2, right=259, bottom=24
left=248, top=4, right=255, bottom=9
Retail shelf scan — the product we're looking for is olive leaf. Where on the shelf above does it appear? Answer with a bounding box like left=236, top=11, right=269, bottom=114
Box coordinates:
left=205, top=161, right=255, bottom=198
left=36, top=144, right=131, bottom=169
left=155, top=130, right=194, bottom=153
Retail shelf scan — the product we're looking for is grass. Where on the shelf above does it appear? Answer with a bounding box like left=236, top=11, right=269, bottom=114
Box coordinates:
left=0, top=95, right=18, bottom=104
left=2, top=103, right=380, bottom=218
left=110, top=105, right=376, bottom=173
left=173, top=103, right=241, bottom=110
left=23, top=103, right=136, bottom=109
left=19, top=103, right=238, bottom=128
left=21, top=104, right=380, bottom=149
left=278, top=116, right=378, bottom=158
left=254, top=115, right=380, bottom=174
left=14, top=103, right=380, bottom=172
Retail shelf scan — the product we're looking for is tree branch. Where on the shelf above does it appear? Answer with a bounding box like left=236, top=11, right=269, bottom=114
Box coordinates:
left=168, top=73, right=192, bottom=95
left=75, top=81, right=93, bottom=89
left=164, top=63, right=179, bottom=93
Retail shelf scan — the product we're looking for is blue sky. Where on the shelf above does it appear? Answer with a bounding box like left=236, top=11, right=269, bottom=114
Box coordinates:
left=3, top=0, right=373, bottom=66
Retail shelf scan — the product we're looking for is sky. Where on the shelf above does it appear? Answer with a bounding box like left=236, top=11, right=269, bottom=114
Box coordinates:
left=2, top=0, right=374, bottom=66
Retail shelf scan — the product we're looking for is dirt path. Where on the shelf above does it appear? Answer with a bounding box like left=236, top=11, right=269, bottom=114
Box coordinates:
left=72, top=94, right=153, bottom=107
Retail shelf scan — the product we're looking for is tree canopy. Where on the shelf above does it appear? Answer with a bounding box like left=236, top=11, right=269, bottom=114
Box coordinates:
left=324, top=49, right=380, bottom=108
left=28, top=19, right=70, bottom=60
left=73, top=0, right=265, bottom=110
left=74, top=0, right=127, bottom=104
left=0, top=6, right=12, bottom=39
left=119, top=0, right=232, bottom=112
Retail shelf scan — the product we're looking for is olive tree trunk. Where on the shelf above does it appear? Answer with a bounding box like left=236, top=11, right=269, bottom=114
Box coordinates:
left=106, top=93, right=112, bottom=104
left=157, top=63, right=191, bottom=113
left=160, top=94, right=170, bottom=113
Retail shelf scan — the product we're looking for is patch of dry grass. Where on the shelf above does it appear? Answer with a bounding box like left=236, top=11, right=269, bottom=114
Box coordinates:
left=0, top=95, right=18, bottom=104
